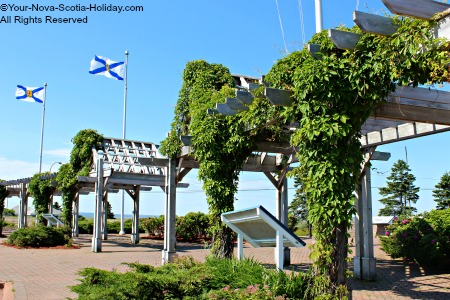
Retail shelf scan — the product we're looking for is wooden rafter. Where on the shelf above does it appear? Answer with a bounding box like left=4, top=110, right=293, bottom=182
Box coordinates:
left=382, top=0, right=450, bottom=20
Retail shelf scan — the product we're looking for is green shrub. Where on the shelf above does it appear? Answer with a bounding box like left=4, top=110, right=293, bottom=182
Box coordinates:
left=78, top=218, right=94, bottom=234
left=107, top=219, right=145, bottom=234
left=3, top=208, right=16, bottom=216
left=177, top=212, right=210, bottom=241
left=142, top=212, right=211, bottom=241
left=72, top=257, right=213, bottom=299
left=380, top=208, right=450, bottom=268
left=141, top=215, right=164, bottom=237
left=71, top=257, right=348, bottom=300
left=6, top=225, right=71, bottom=247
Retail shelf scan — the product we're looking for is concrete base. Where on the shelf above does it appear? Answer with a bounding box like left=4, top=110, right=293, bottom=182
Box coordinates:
left=92, top=237, right=102, bottom=253
left=353, top=256, right=376, bottom=280
left=131, top=233, right=140, bottom=244
left=161, top=250, right=177, bottom=265
left=274, top=248, right=291, bottom=266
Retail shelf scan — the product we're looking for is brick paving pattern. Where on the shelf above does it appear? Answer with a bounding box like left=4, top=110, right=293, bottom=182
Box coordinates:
left=0, top=233, right=449, bottom=299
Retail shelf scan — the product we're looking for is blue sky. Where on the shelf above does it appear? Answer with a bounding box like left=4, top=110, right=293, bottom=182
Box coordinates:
left=1, top=0, right=449, bottom=217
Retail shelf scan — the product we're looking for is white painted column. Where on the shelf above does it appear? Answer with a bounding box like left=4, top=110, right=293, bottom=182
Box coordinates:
left=237, top=234, right=244, bottom=260
left=92, top=151, right=103, bottom=253
left=102, top=193, right=108, bottom=240
left=162, top=158, right=176, bottom=264
left=72, top=192, right=80, bottom=237
left=276, top=176, right=290, bottom=266
left=354, top=154, right=376, bottom=280
left=131, top=186, right=140, bottom=244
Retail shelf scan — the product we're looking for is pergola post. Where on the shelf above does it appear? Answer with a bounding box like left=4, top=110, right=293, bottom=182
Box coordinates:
left=276, top=176, right=290, bottom=266
left=102, top=192, right=108, bottom=240
left=72, top=192, right=80, bottom=237
left=92, top=151, right=103, bottom=253
left=354, top=152, right=376, bottom=280
left=162, top=158, right=177, bottom=264
left=19, top=183, right=28, bottom=228
left=131, top=186, right=140, bottom=244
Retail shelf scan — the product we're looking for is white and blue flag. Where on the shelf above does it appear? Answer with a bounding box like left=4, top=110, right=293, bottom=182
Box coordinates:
left=16, top=85, right=44, bottom=103
left=89, top=55, right=125, bottom=80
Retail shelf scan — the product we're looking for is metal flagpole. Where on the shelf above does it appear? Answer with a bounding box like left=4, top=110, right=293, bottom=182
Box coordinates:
left=38, top=83, right=47, bottom=173
left=315, top=0, right=323, bottom=33
left=120, top=51, right=129, bottom=235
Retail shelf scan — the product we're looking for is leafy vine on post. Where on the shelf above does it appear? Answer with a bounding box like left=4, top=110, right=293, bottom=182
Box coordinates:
left=0, top=180, right=8, bottom=236
left=56, top=129, right=104, bottom=228
left=163, top=16, right=450, bottom=293
left=161, top=60, right=254, bottom=257
left=28, top=173, right=55, bottom=224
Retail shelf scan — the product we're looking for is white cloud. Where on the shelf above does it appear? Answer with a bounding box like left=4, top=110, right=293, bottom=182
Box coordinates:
left=43, top=148, right=71, bottom=160
left=0, top=157, right=40, bottom=181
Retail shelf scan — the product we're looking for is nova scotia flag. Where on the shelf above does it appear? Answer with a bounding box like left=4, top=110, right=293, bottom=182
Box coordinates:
left=89, top=55, right=125, bottom=80
left=16, top=85, right=44, bottom=103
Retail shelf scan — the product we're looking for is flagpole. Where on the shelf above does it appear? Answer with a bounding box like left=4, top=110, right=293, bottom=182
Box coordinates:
left=39, top=83, right=47, bottom=173
left=315, top=0, right=323, bottom=33
left=120, top=51, right=129, bottom=235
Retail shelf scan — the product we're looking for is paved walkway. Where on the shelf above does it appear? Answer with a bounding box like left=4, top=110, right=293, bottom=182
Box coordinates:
left=0, top=233, right=449, bottom=299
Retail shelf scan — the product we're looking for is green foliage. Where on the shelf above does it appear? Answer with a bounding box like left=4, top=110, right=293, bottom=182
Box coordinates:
left=69, top=129, right=104, bottom=175
left=433, top=172, right=450, bottom=209
left=380, top=209, right=450, bottom=268
left=141, top=215, right=165, bottom=237
left=141, top=212, right=211, bottom=241
left=107, top=219, right=142, bottom=234
left=378, top=160, right=419, bottom=217
left=28, top=173, right=54, bottom=223
left=161, top=60, right=253, bottom=258
left=288, top=176, right=308, bottom=233
left=0, top=180, right=8, bottom=235
left=57, top=129, right=103, bottom=227
left=72, top=257, right=347, bottom=300
left=2, top=208, right=16, bottom=216
left=6, top=224, right=71, bottom=247
left=160, top=17, right=450, bottom=288
left=106, top=202, right=115, bottom=219
left=78, top=218, right=94, bottom=234
left=176, top=211, right=210, bottom=240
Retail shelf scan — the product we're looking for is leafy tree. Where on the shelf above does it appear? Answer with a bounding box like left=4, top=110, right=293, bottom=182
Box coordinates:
left=288, top=176, right=311, bottom=236
left=106, top=202, right=115, bottom=219
left=3, top=208, right=15, bottom=216
left=433, top=172, right=450, bottom=209
left=378, top=160, right=419, bottom=217
left=0, top=180, right=9, bottom=236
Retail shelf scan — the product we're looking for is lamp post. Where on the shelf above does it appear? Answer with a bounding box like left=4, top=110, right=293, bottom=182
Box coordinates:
left=50, top=162, right=62, bottom=173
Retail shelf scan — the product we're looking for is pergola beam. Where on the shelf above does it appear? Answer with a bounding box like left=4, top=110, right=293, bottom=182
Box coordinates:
left=382, top=0, right=450, bottom=20
left=353, top=11, right=399, bottom=35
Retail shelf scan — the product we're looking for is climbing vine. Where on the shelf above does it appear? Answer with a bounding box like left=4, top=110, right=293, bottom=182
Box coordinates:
left=0, top=180, right=8, bottom=235
left=163, top=16, right=450, bottom=290
left=28, top=173, right=55, bottom=223
left=56, top=129, right=103, bottom=226
left=162, top=60, right=255, bottom=257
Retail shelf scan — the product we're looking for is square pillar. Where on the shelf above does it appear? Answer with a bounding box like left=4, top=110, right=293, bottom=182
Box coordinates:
left=162, top=158, right=177, bottom=265
left=131, top=186, right=140, bottom=244
left=354, top=155, right=376, bottom=280
left=72, top=193, right=80, bottom=237
left=92, top=151, right=103, bottom=253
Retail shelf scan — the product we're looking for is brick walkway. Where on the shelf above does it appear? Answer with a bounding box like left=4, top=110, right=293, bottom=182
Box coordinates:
left=0, top=233, right=449, bottom=299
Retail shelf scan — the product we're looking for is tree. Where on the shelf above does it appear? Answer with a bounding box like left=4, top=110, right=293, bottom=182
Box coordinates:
left=0, top=181, right=8, bottom=236
left=433, top=172, right=450, bottom=210
left=378, top=160, right=419, bottom=217
left=106, top=202, right=115, bottom=219
left=288, top=176, right=311, bottom=236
